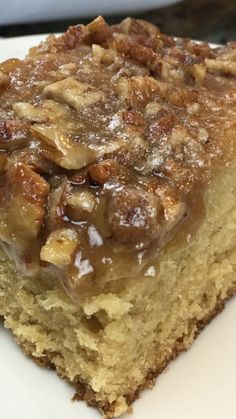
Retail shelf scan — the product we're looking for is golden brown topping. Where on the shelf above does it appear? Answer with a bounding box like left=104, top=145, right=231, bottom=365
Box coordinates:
left=0, top=16, right=236, bottom=293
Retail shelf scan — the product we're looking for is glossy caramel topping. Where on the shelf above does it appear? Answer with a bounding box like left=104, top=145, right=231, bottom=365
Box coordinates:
left=1, top=16, right=236, bottom=298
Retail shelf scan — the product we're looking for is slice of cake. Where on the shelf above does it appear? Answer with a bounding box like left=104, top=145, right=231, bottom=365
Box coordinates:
left=0, top=16, right=236, bottom=418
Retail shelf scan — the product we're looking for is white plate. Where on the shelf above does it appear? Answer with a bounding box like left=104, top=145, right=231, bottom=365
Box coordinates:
left=1, top=35, right=236, bottom=419
left=0, top=1, right=181, bottom=26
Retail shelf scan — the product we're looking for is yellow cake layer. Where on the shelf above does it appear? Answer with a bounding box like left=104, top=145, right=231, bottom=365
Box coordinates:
left=1, top=162, right=236, bottom=417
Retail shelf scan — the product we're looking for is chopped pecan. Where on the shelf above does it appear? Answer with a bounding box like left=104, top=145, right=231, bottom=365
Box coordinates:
left=122, top=110, right=144, bottom=126
left=85, top=16, right=112, bottom=44
left=0, top=164, right=49, bottom=250
left=67, top=191, right=96, bottom=215
left=7, top=149, right=55, bottom=174
left=183, top=138, right=207, bottom=167
left=145, top=102, right=163, bottom=116
left=114, top=35, right=162, bottom=74
left=108, top=187, right=164, bottom=244
left=8, top=163, right=49, bottom=207
left=47, top=181, right=71, bottom=230
left=118, top=18, right=160, bottom=38
left=159, top=157, right=194, bottom=191
left=169, top=126, right=189, bottom=146
left=148, top=179, right=187, bottom=238
left=168, top=86, right=199, bottom=107
left=197, top=127, right=209, bottom=144
left=188, top=64, right=206, bottom=84
left=88, top=137, right=127, bottom=158
left=0, top=58, right=23, bottom=74
left=0, top=71, right=9, bottom=89
left=31, top=124, right=95, bottom=170
left=13, top=100, right=68, bottom=123
left=205, top=58, right=236, bottom=76
left=66, top=191, right=110, bottom=238
left=186, top=103, right=200, bottom=115
left=115, top=76, right=167, bottom=108
left=150, top=110, right=175, bottom=137
left=161, top=59, right=185, bottom=83
left=43, top=77, right=104, bottom=111
left=50, top=63, right=78, bottom=80
left=217, top=48, right=236, bottom=63
left=0, top=119, right=29, bottom=150
left=48, top=25, right=84, bottom=52
left=88, top=160, right=120, bottom=185
left=186, top=41, right=215, bottom=60
left=40, top=228, right=78, bottom=266
left=90, top=127, right=147, bottom=166
left=92, top=44, right=116, bottom=65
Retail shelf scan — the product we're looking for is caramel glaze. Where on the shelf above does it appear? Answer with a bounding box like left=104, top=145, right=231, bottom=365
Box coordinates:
left=1, top=16, right=236, bottom=302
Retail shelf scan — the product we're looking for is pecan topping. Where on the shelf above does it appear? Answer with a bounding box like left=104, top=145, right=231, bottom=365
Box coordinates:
left=0, top=16, right=235, bottom=293
left=0, top=164, right=49, bottom=251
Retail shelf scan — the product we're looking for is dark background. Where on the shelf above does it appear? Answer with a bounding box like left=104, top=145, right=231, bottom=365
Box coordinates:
left=0, top=0, right=235, bottom=44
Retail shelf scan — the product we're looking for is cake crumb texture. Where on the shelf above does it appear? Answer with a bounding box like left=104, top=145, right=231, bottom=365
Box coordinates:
left=0, top=162, right=236, bottom=417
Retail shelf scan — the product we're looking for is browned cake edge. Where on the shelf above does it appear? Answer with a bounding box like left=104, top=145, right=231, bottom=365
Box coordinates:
left=12, top=285, right=235, bottom=418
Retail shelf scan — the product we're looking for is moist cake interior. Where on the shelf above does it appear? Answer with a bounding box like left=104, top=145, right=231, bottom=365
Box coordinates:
left=0, top=16, right=236, bottom=418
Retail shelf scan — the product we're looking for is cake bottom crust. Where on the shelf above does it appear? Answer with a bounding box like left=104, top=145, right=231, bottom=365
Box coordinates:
left=16, top=285, right=235, bottom=418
